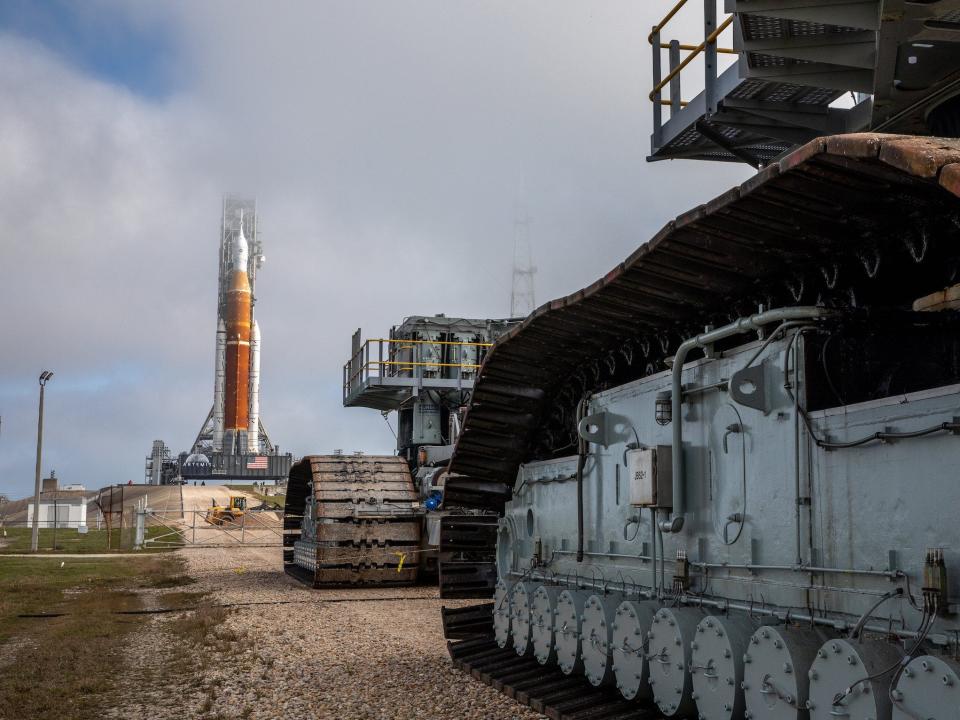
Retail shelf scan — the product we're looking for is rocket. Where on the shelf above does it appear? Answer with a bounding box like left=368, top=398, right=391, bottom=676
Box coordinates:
left=224, top=213, right=252, bottom=450
left=211, top=210, right=262, bottom=455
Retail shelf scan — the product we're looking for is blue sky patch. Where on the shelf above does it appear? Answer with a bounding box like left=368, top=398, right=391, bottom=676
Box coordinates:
left=0, top=0, right=175, bottom=98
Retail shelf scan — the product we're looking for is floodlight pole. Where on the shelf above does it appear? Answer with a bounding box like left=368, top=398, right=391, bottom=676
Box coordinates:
left=30, top=371, right=53, bottom=553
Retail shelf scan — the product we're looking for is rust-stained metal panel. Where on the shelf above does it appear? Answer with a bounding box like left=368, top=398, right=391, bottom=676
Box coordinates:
left=445, top=134, right=960, bottom=510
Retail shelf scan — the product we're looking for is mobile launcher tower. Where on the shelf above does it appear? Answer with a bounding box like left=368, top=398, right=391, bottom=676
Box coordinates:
left=149, top=196, right=292, bottom=485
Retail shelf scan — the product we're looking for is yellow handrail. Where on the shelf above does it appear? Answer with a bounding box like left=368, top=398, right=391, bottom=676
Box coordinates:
left=363, top=360, right=483, bottom=370
left=659, top=99, right=689, bottom=107
left=660, top=42, right=736, bottom=54
left=649, top=15, right=734, bottom=101
left=369, top=337, right=493, bottom=348
left=648, top=0, right=690, bottom=43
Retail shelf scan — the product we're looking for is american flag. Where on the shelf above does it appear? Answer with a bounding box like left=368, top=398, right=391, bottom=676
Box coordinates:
left=246, top=456, right=268, bottom=470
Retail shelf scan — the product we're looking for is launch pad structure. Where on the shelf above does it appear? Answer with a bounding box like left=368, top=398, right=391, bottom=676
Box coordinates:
left=146, top=195, right=292, bottom=485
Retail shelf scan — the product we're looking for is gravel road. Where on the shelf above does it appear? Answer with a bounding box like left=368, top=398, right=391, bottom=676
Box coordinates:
left=111, top=545, right=543, bottom=720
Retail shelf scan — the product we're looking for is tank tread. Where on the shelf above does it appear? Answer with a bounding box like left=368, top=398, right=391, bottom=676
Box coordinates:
left=446, top=630, right=656, bottom=719
left=439, top=515, right=498, bottom=552
left=438, top=561, right=496, bottom=598
left=295, top=455, right=422, bottom=587
left=441, top=602, right=495, bottom=638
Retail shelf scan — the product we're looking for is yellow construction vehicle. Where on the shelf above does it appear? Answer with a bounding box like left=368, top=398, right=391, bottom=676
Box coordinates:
left=205, top=496, right=247, bottom=526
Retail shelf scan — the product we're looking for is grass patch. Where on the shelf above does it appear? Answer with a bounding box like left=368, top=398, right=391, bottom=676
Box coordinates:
left=0, top=526, right=180, bottom=554
left=0, top=554, right=191, bottom=720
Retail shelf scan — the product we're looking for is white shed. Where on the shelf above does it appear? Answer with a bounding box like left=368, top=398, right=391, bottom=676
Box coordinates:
left=26, top=491, right=88, bottom=529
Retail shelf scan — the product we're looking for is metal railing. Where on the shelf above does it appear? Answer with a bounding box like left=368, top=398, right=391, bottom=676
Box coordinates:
left=650, top=0, right=736, bottom=147
left=343, top=336, right=492, bottom=401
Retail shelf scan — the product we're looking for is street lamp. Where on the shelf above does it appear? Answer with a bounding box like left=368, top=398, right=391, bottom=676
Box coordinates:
left=30, top=370, right=53, bottom=553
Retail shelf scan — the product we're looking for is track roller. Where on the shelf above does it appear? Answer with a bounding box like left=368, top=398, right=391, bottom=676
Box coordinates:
left=611, top=599, right=657, bottom=701
left=510, top=582, right=537, bottom=656
left=691, top=614, right=753, bottom=720
left=807, top=638, right=902, bottom=720
left=493, top=579, right=512, bottom=648
left=581, top=593, right=622, bottom=687
left=647, top=607, right=702, bottom=717
left=554, top=588, right=590, bottom=676
left=743, top=625, right=823, bottom=720
left=891, top=655, right=960, bottom=720
left=530, top=585, right=561, bottom=666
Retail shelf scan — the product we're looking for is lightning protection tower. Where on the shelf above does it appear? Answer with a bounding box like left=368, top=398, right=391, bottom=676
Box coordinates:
left=510, top=208, right=537, bottom=318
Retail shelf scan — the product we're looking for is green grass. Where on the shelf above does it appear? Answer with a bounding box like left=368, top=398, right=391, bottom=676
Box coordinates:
left=0, top=554, right=198, bottom=720
left=0, top=526, right=180, bottom=554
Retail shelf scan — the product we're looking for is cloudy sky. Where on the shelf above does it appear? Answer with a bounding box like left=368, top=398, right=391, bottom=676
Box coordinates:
left=0, top=1, right=749, bottom=499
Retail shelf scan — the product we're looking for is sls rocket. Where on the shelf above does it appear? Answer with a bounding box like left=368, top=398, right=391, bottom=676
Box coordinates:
left=212, top=209, right=262, bottom=455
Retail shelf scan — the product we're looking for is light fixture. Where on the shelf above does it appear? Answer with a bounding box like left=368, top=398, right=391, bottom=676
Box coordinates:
left=655, top=390, right=672, bottom=425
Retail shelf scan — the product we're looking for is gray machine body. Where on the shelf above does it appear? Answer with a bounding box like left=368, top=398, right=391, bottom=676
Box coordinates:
left=494, top=329, right=960, bottom=719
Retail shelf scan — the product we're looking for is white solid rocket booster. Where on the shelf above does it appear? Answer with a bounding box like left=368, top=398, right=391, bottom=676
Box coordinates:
left=247, top=320, right=261, bottom=453
left=213, top=318, right=226, bottom=451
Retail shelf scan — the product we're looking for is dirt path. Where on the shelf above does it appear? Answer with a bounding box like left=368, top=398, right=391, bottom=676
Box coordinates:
left=108, top=546, right=542, bottom=720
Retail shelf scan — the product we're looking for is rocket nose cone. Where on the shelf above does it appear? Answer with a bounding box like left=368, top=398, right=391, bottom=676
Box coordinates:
left=233, top=218, right=250, bottom=271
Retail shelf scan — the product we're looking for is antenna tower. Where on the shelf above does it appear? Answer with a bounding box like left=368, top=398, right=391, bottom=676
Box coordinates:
left=510, top=208, right=537, bottom=317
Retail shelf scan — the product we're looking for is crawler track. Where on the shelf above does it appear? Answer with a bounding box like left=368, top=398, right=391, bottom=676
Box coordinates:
left=443, top=605, right=656, bottom=720
left=284, top=455, right=420, bottom=586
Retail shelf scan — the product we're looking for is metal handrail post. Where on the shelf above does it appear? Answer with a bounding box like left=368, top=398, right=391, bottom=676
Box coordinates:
left=669, top=39, right=681, bottom=113
left=378, top=339, right=383, bottom=379
left=704, top=0, right=718, bottom=114
left=652, top=28, right=663, bottom=148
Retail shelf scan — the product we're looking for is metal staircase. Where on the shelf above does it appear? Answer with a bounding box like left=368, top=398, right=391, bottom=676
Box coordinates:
left=650, top=0, right=960, bottom=166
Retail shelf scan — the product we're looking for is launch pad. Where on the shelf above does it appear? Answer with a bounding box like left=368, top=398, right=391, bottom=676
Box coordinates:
left=145, top=195, right=293, bottom=485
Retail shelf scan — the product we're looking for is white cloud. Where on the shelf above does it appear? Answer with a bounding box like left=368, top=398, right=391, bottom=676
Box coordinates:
left=0, top=3, right=749, bottom=498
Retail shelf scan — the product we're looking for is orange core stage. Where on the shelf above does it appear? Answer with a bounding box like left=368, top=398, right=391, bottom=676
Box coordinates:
left=224, top=268, right=251, bottom=430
